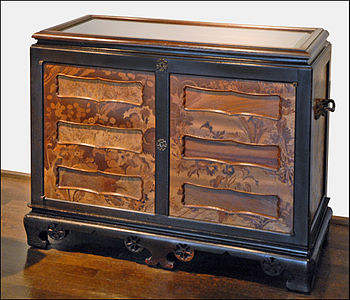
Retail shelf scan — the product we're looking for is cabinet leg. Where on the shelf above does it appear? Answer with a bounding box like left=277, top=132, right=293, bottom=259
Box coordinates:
left=285, top=261, right=315, bottom=293
left=23, top=214, right=49, bottom=249
left=23, top=213, right=69, bottom=249
left=129, top=238, right=175, bottom=269
left=260, top=256, right=315, bottom=293
left=124, top=236, right=196, bottom=269
left=144, top=241, right=176, bottom=269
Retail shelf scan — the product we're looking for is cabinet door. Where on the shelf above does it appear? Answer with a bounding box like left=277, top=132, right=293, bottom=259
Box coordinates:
left=43, top=64, right=155, bottom=213
left=169, top=74, right=295, bottom=234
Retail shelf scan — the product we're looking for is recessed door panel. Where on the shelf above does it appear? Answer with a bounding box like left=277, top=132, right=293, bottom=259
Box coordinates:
left=169, top=74, right=295, bottom=234
left=43, top=64, right=155, bottom=213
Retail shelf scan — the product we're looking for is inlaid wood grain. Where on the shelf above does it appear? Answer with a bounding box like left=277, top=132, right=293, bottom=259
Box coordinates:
left=184, top=86, right=281, bottom=120
left=44, top=64, right=156, bottom=212
left=169, top=74, right=296, bottom=233
left=57, top=74, right=143, bottom=105
left=183, top=135, right=280, bottom=170
left=182, top=183, right=280, bottom=218
left=57, top=121, right=143, bottom=153
left=57, top=166, right=142, bottom=200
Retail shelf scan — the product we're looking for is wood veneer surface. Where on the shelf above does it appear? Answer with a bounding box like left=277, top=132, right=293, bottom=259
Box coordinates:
left=169, top=74, right=296, bottom=233
left=43, top=64, right=156, bottom=213
left=1, top=174, right=349, bottom=299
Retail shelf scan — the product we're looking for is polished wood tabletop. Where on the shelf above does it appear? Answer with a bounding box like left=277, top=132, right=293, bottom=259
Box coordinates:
left=61, top=17, right=312, bottom=49
left=33, top=15, right=328, bottom=61
left=1, top=171, right=349, bottom=299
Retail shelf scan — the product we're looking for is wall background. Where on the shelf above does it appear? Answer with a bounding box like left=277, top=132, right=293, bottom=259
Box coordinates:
left=1, top=1, right=348, bottom=217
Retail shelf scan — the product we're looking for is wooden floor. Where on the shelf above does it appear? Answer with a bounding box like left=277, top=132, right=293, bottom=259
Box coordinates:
left=1, top=172, right=349, bottom=299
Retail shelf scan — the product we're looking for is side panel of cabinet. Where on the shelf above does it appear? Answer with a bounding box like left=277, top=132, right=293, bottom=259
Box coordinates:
left=43, top=64, right=156, bottom=213
left=169, top=74, right=296, bottom=234
left=309, top=55, right=330, bottom=221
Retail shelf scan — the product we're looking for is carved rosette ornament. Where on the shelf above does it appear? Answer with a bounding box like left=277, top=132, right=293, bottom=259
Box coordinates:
left=47, top=223, right=66, bottom=240
left=157, top=139, right=167, bottom=151
left=174, top=244, right=195, bottom=262
left=261, top=257, right=284, bottom=276
left=156, top=58, right=168, bottom=72
left=124, top=236, right=144, bottom=253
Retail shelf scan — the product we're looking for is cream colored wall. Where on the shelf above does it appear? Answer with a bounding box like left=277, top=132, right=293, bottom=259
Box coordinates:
left=1, top=1, right=348, bottom=217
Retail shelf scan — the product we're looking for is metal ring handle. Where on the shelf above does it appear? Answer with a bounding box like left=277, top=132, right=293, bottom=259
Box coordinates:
left=314, top=98, right=336, bottom=119
left=324, top=99, right=335, bottom=112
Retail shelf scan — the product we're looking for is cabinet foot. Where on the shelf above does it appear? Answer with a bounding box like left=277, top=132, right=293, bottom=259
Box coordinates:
left=124, top=236, right=195, bottom=269
left=23, top=213, right=68, bottom=249
left=143, top=240, right=176, bottom=269
left=145, top=255, right=175, bottom=269
left=23, top=214, right=49, bottom=249
left=285, top=262, right=315, bottom=293
left=260, top=257, right=315, bottom=293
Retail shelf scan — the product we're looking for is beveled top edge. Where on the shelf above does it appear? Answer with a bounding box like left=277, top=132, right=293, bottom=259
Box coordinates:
left=32, top=15, right=329, bottom=60
left=43, top=15, right=319, bottom=33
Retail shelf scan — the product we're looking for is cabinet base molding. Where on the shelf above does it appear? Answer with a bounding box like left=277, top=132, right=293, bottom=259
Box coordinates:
left=23, top=208, right=331, bottom=293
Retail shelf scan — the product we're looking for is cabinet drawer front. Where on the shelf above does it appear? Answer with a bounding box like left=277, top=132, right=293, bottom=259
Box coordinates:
left=169, top=74, right=295, bottom=234
left=57, top=74, right=144, bottom=105
left=184, top=86, right=281, bottom=120
left=43, top=64, right=155, bottom=213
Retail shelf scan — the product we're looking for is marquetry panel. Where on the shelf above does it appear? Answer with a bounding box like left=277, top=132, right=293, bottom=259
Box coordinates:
left=43, top=64, right=156, bottom=212
left=169, top=74, right=296, bottom=233
left=57, top=121, right=143, bottom=153
left=57, top=166, right=142, bottom=200
left=184, top=86, right=281, bottom=120
left=182, top=183, right=280, bottom=219
left=57, top=74, right=144, bottom=105
left=183, top=135, right=280, bottom=170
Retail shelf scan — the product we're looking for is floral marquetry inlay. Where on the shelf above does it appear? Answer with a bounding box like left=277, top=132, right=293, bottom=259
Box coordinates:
left=169, top=74, right=296, bottom=234
left=43, top=64, right=156, bottom=213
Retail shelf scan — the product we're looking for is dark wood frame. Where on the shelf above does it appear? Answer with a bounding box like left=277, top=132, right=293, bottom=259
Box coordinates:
left=26, top=18, right=333, bottom=293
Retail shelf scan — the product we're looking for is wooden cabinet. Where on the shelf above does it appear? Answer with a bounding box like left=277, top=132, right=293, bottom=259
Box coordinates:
left=24, top=15, right=335, bottom=293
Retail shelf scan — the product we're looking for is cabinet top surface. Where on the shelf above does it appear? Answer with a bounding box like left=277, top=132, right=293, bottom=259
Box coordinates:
left=33, top=15, right=329, bottom=62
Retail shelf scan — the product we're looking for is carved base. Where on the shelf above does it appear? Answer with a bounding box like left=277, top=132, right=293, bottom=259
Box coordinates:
left=23, top=214, right=49, bottom=249
left=260, top=208, right=332, bottom=293
left=286, top=262, right=315, bottom=294
left=23, top=213, right=68, bottom=248
left=123, top=236, right=195, bottom=269
left=144, top=241, right=176, bottom=270
left=23, top=207, right=331, bottom=293
left=259, top=256, right=314, bottom=293
left=123, top=235, right=176, bottom=269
